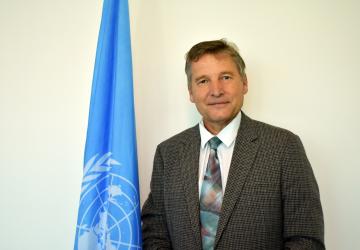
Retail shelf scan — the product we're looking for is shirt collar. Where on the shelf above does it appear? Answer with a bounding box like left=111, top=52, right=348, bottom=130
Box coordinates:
left=199, top=111, right=242, bottom=149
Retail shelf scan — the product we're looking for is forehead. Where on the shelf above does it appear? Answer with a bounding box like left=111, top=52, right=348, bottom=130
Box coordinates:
left=191, top=53, right=238, bottom=75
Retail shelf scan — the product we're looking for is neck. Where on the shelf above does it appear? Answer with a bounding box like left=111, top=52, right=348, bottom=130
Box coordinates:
left=203, top=111, right=241, bottom=135
left=203, top=122, right=227, bottom=135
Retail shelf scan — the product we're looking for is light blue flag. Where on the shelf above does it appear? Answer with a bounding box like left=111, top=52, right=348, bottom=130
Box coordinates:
left=74, top=0, right=142, bottom=249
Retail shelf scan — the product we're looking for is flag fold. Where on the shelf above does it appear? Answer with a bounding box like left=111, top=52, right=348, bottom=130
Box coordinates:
left=74, top=0, right=142, bottom=249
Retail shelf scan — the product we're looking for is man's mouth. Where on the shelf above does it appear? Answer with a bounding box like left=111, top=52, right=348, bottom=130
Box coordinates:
left=208, top=102, right=229, bottom=106
left=208, top=101, right=229, bottom=107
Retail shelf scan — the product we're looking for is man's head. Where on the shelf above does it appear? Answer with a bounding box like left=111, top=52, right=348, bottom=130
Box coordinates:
left=185, top=39, right=248, bottom=134
left=185, top=39, right=246, bottom=87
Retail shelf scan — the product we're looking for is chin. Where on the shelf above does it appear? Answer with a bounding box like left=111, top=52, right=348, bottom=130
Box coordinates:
left=211, top=111, right=233, bottom=120
left=207, top=115, right=232, bottom=124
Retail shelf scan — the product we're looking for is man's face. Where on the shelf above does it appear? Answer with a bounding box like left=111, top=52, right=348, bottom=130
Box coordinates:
left=188, top=53, right=248, bottom=133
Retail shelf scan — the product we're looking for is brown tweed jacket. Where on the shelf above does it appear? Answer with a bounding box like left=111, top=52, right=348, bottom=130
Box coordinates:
left=142, top=113, right=325, bottom=249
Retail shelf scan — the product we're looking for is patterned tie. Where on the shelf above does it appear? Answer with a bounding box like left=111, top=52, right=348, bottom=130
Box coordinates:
left=200, top=136, right=223, bottom=250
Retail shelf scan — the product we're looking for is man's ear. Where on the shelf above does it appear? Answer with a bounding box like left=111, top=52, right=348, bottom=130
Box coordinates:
left=242, top=75, right=248, bottom=94
left=188, top=86, right=195, bottom=103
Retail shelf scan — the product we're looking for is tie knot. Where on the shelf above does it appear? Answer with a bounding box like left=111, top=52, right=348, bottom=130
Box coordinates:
left=208, top=137, right=222, bottom=150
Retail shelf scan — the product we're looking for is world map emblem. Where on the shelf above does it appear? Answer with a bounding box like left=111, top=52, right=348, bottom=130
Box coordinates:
left=76, top=153, right=141, bottom=250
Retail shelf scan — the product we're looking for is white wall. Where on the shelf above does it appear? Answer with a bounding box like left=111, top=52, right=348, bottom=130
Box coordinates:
left=0, top=0, right=359, bottom=249
left=0, top=0, right=101, bottom=249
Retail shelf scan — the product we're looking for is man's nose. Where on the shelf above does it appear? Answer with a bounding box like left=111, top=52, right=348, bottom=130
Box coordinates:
left=209, top=80, right=223, bottom=97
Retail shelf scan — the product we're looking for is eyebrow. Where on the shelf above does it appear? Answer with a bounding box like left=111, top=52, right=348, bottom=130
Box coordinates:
left=219, top=71, right=235, bottom=76
left=193, top=71, right=236, bottom=82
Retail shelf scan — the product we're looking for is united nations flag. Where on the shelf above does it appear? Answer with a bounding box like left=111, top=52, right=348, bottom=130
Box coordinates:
left=74, top=0, right=142, bottom=249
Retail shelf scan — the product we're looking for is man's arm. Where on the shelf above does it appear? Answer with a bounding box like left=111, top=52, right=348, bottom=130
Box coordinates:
left=142, top=146, right=172, bottom=249
left=281, top=134, right=325, bottom=249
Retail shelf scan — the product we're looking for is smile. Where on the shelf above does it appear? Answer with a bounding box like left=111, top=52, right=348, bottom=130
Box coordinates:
left=208, top=102, right=229, bottom=107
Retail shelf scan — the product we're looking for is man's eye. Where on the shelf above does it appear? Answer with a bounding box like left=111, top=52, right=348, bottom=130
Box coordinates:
left=197, top=79, right=208, bottom=84
left=222, top=75, right=232, bottom=80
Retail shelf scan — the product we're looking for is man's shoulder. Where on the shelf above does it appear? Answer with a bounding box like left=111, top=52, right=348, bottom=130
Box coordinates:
left=243, top=113, right=299, bottom=142
left=158, top=124, right=200, bottom=149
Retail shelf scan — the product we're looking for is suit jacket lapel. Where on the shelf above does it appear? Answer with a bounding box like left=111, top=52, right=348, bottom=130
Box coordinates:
left=215, top=113, right=259, bottom=247
left=180, top=125, right=202, bottom=247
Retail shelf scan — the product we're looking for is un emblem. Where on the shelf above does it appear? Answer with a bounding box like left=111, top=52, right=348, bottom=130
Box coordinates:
left=76, top=153, right=141, bottom=250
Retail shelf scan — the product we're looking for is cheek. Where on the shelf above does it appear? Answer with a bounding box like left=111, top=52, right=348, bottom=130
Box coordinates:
left=236, top=83, right=247, bottom=95
left=190, top=92, right=202, bottom=103
left=190, top=89, right=207, bottom=103
left=229, top=86, right=244, bottom=98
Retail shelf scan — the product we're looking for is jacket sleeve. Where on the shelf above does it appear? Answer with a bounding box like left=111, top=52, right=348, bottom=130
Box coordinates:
left=281, top=134, right=325, bottom=249
left=142, top=145, right=172, bottom=250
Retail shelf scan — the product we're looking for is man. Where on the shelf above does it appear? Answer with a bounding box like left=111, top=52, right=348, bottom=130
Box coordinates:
left=142, top=39, right=324, bottom=249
